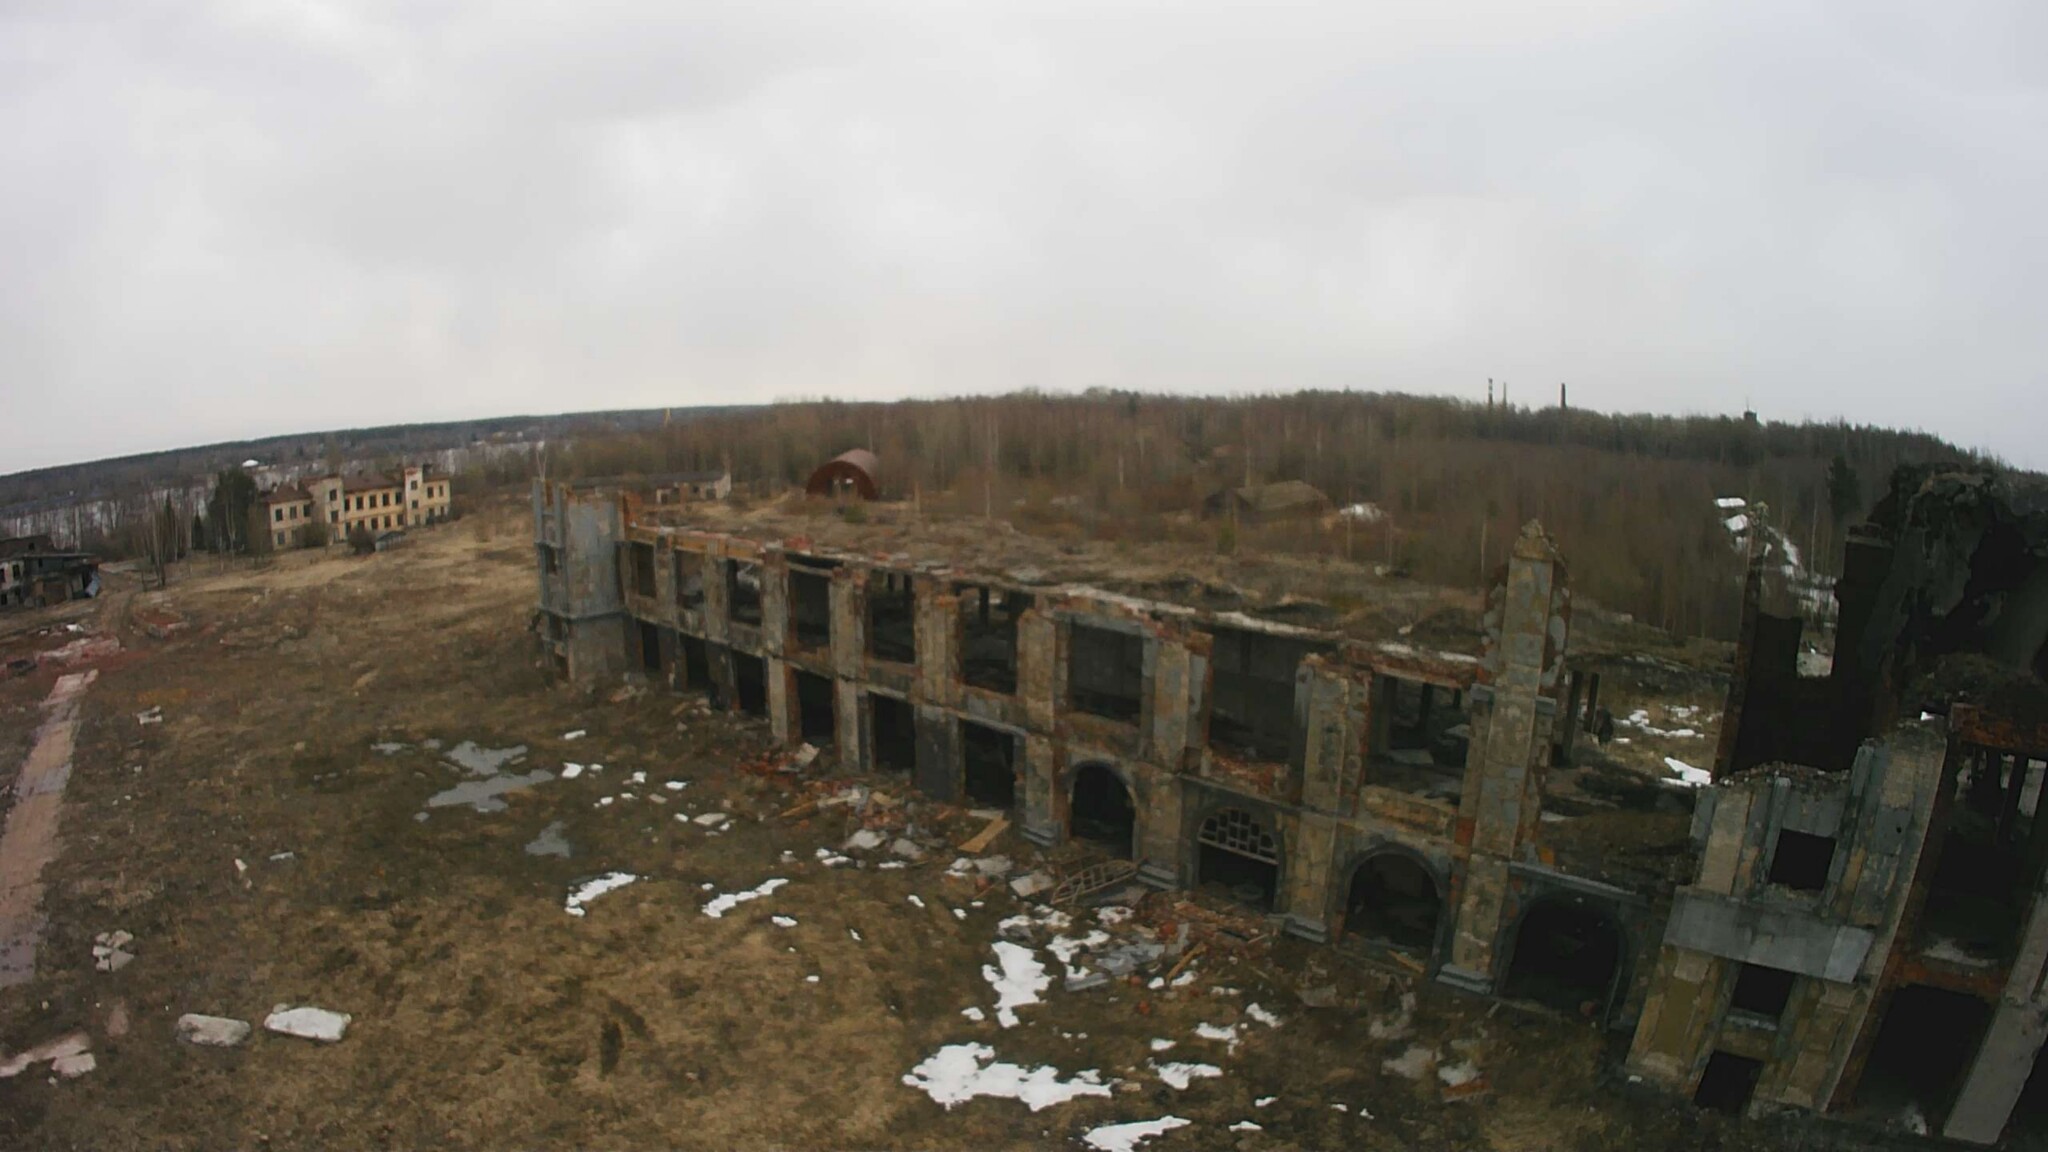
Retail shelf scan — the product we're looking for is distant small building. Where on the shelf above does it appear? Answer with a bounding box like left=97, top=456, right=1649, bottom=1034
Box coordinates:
left=1202, top=480, right=1332, bottom=525
left=0, top=536, right=97, bottom=608
left=654, top=469, right=732, bottom=504
left=0, top=535, right=55, bottom=607
left=805, top=449, right=880, bottom=500
left=263, top=463, right=453, bottom=550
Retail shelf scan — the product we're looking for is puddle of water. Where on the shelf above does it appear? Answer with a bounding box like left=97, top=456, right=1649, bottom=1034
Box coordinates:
left=443, top=741, right=528, bottom=776
left=525, top=821, right=572, bottom=858
left=427, top=769, right=555, bottom=812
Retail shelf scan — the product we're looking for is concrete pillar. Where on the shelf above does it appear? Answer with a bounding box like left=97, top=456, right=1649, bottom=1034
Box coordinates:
left=707, top=642, right=738, bottom=713
left=1299, top=662, right=1352, bottom=813
left=914, top=705, right=957, bottom=802
left=830, top=569, right=862, bottom=680
left=1283, top=811, right=1338, bottom=941
left=917, top=579, right=958, bottom=707
left=1441, top=854, right=1509, bottom=991
left=1137, top=769, right=1184, bottom=889
left=1624, top=947, right=1724, bottom=1087
left=760, top=552, right=789, bottom=658
left=1021, top=735, right=1060, bottom=845
left=1149, top=638, right=1193, bottom=770
left=702, top=556, right=731, bottom=645
left=1017, top=609, right=1058, bottom=733
left=1945, top=1003, right=2048, bottom=1144
left=835, top=677, right=864, bottom=770
left=766, top=656, right=794, bottom=744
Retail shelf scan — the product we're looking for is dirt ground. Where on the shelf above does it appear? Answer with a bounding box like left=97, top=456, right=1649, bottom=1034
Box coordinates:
left=0, top=500, right=1913, bottom=1151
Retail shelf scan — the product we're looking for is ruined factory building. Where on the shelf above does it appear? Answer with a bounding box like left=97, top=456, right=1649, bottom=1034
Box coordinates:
left=804, top=448, right=881, bottom=501
left=1200, top=479, right=1332, bottom=525
left=531, top=463, right=2048, bottom=1147
left=1627, top=466, right=2048, bottom=1144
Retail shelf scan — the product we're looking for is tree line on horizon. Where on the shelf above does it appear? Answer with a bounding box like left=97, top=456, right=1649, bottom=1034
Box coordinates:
left=549, top=390, right=1983, bottom=641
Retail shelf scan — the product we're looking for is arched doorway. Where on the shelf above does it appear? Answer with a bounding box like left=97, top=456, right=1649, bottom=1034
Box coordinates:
left=1502, top=897, right=1623, bottom=1020
left=1345, top=852, right=1442, bottom=951
left=1196, top=808, right=1281, bottom=912
left=1069, top=763, right=1135, bottom=857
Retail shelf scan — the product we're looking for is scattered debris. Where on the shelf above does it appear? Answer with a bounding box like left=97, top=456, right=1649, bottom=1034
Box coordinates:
left=176, top=1014, right=252, bottom=1047
left=92, top=930, right=134, bottom=972
left=1383, top=1045, right=1436, bottom=1081
left=1082, top=1116, right=1191, bottom=1152
left=263, top=1005, right=351, bottom=1043
left=1010, top=872, right=1054, bottom=899
left=565, top=872, right=639, bottom=916
left=845, top=828, right=886, bottom=851
left=0, top=1032, right=93, bottom=1079
left=702, top=878, right=789, bottom=918
left=959, top=814, right=1009, bottom=854
left=135, top=706, right=163, bottom=726
left=901, top=1043, right=1111, bottom=1111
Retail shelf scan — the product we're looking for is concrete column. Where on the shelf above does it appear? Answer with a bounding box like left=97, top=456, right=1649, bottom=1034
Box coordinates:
left=1441, top=854, right=1510, bottom=992
left=1624, top=947, right=1724, bottom=1087
left=1137, top=770, right=1184, bottom=889
left=1945, top=1003, right=2048, bottom=1144
left=1021, top=735, right=1060, bottom=845
left=1149, top=638, right=1193, bottom=771
left=702, top=556, right=731, bottom=645
left=707, top=642, right=737, bottom=713
left=1283, top=810, right=1338, bottom=941
left=1299, top=663, right=1352, bottom=813
left=1017, top=609, right=1058, bottom=734
left=760, top=552, right=789, bottom=658
left=766, top=656, right=794, bottom=744
left=914, top=705, right=958, bottom=802
left=917, top=579, right=958, bottom=707
left=830, top=569, right=862, bottom=680
left=835, top=677, right=864, bottom=770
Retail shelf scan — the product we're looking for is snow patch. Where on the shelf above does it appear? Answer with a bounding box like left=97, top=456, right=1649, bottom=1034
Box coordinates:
left=1082, top=1117, right=1191, bottom=1151
left=983, top=941, right=1050, bottom=1027
left=702, top=877, right=789, bottom=918
left=902, top=1043, right=1111, bottom=1111
left=565, top=872, right=638, bottom=917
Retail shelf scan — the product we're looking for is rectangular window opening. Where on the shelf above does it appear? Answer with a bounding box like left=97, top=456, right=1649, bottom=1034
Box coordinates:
left=674, top=552, right=705, bottom=611
left=867, top=570, right=918, bottom=665
left=1693, top=1051, right=1764, bottom=1115
left=791, top=568, right=834, bottom=651
left=1367, top=673, right=1470, bottom=799
left=1767, top=829, right=1836, bottom=892
left=960, top=584, right=1029, bottom=695
left=794, top=669, right=836, bottom=745
left=870, top=693, right=916, bottom=773
left=1729, top=963, right=1796, bottom=1022
left=733, top=651, right=768, bottom=716
left=962, top=720, right=1018, bottom=809
left=728, top=561, right=764, bottom=627
left=1069, top=622, right=1145, bottom=723
left=629, top=542, right=657, bottom=598
left=1209, top=627, right=1326, bottom=763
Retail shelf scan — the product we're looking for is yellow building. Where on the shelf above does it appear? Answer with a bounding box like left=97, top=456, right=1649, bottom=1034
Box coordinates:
left=262, top=463, right=454, bottom=550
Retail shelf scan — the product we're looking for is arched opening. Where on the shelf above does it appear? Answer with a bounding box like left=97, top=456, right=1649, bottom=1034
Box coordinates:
left=1502, top=897, right=1623, bottom=1020
left=1345, top=852, right=1441, bottom=951
left=1195, top=808, right=1281, bottom=912
left=1069, top=763, right=1135, bottom=857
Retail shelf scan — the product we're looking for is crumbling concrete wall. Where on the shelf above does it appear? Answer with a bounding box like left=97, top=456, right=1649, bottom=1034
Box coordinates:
left=1625, top=725, right=1949, bottom=1116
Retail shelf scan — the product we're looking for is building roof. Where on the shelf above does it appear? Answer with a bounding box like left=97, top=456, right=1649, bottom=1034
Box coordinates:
left=342, top=473, right=402, bottom=493
left=804, top=449, right=881, bottom=500
left=0, top=534, right=55, bottom=559
left=1218, top=480, right=1330, bottom=515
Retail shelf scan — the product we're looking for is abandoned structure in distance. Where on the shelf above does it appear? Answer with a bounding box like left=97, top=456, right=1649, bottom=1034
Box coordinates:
left=532, top=465, right=2048, bottom=1144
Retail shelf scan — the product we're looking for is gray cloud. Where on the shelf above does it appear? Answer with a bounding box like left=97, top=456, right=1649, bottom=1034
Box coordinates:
left=4, top=0, right=2044, bottom=472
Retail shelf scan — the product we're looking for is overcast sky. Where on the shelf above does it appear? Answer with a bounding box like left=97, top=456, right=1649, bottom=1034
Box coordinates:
left=5, top=1, right=2044, bottom=474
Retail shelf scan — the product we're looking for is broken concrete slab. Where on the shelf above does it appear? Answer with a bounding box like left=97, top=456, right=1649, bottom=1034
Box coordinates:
left=264, top=1005, right=351, bottom=1043
left=0, top=1033, right=91, bottom=1074
left=844, top=828, right=885, bottom=851
left=1009, top=872, right=1054, bottom=899
left=177, top=1014, right=252, bottom=1047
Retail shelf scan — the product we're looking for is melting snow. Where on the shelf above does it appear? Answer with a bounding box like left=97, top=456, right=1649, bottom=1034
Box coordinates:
left=1150, top=1038, right=1177, bottom=1052
left=1229, top=1120, right=1262, bottom=1132
left=702, top=878, right=789, bottom=918
left=1152, top=1061, right=1223, bottom=1090
left=560, top=763, right=584, bottom=779
left=983, top=942, right=1050, bottom=1027
left=771, top=915, right=798, bottom=928
left=902, top=1043, right=1111, bottom=1111
left=1195, top=1022, right=1242, bottom=1052
left=562, top=730, right=586, bottom=740
left=1245, top=1003, right=1282, bottom=1028
left=1082, top=1117, right=1191, bottom=1151
left=961, top=1006, right=986, bottom=1021
left=565, top=872, right=638, bottom=917
left=1664, top=757, right=1711, bottom=787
